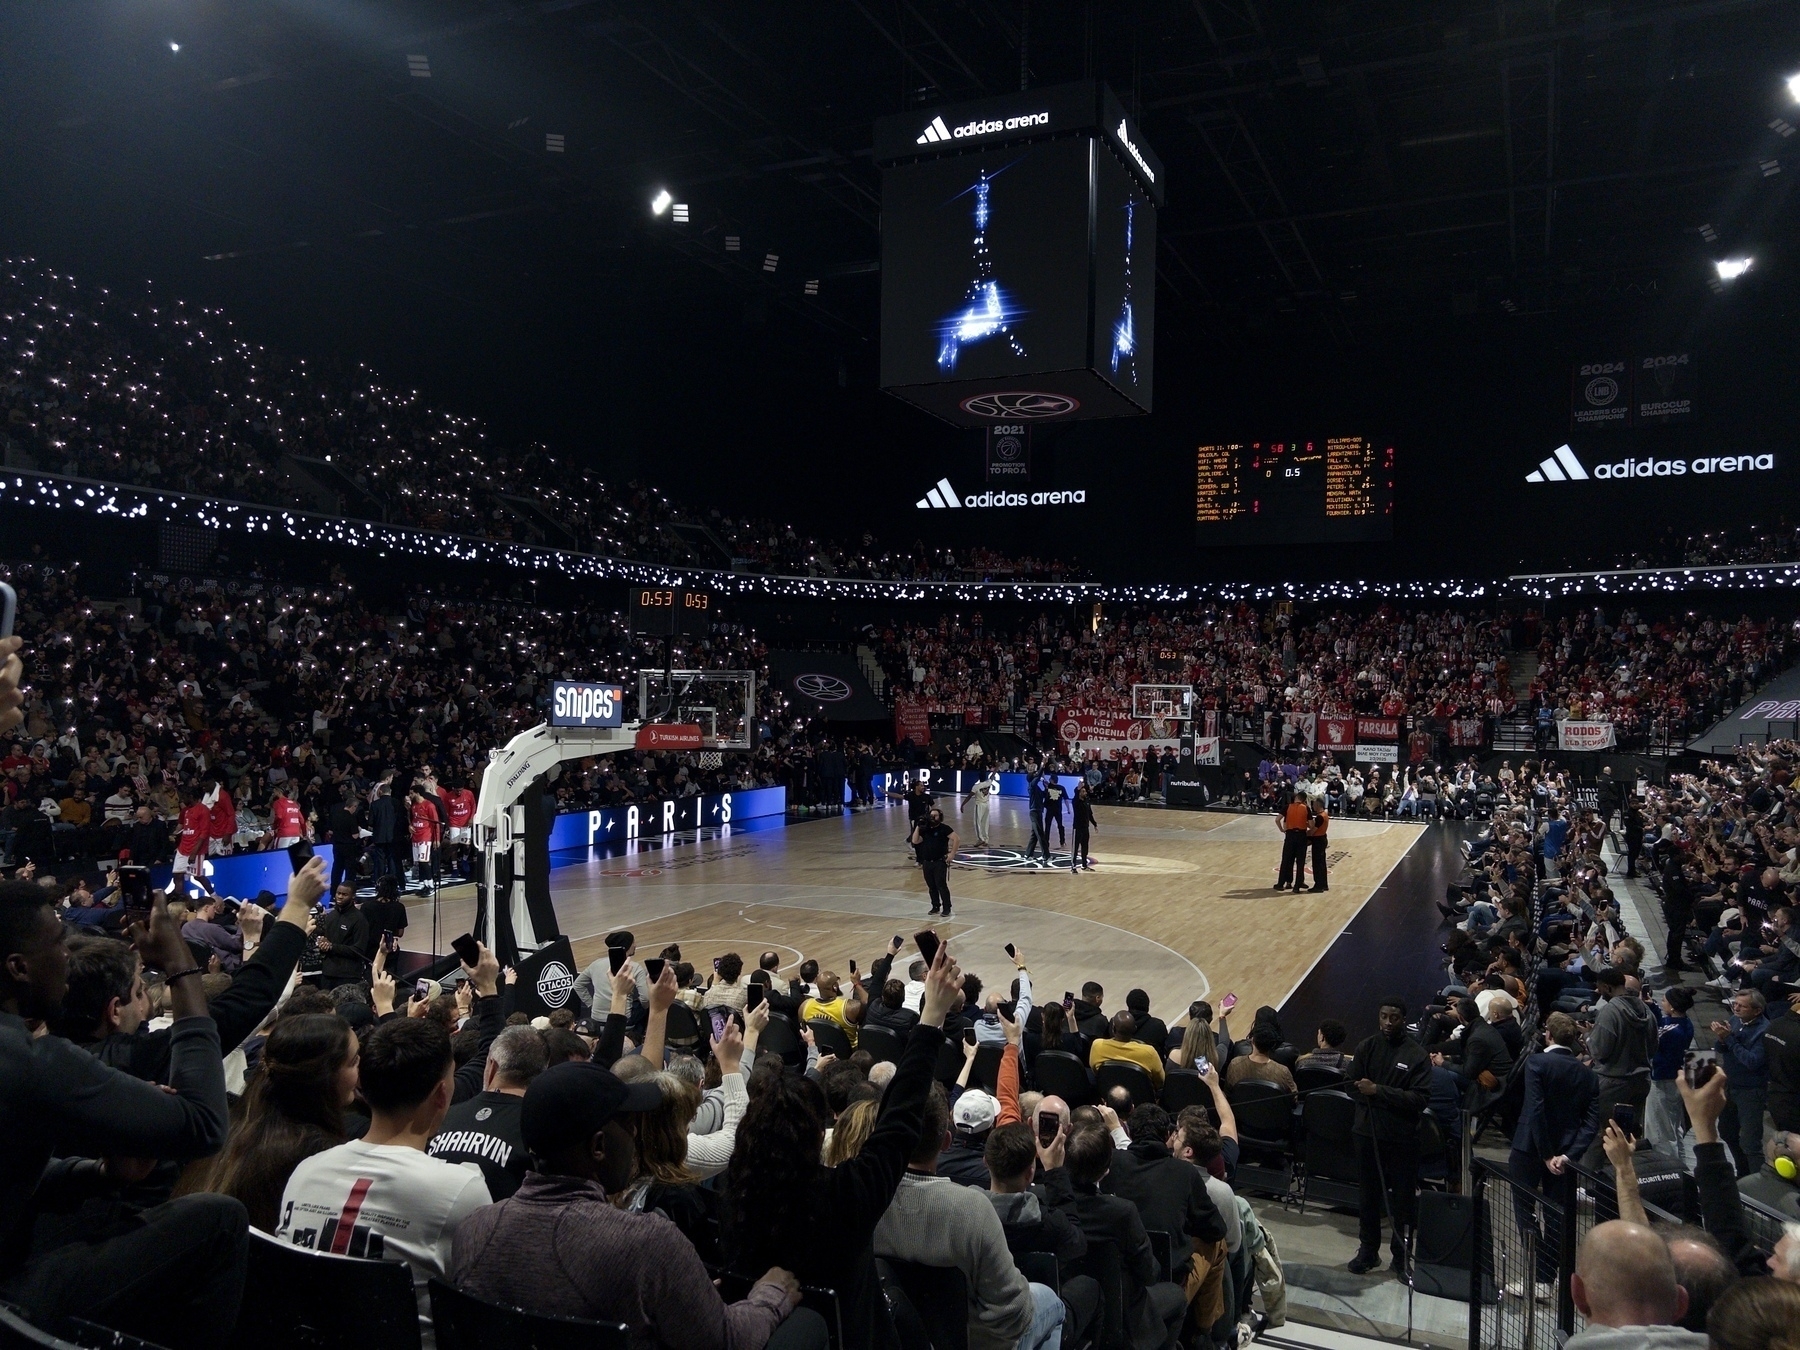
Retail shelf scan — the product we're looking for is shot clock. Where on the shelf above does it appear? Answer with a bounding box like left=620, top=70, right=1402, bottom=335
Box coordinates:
left=630, top=588, right=714, bottom=636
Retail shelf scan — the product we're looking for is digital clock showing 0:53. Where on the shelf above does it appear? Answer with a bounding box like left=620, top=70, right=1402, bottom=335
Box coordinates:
left=631, top=588, right=713, bottom=634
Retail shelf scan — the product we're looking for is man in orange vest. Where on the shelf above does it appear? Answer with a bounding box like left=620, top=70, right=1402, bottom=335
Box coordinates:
left=1308, top=796, right=1331, bottom=893
left=1275, top=787, right=1313, bottom=891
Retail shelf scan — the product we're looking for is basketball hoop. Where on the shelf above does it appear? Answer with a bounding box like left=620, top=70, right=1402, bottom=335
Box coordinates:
left=698, top=750, right=723, bottom=769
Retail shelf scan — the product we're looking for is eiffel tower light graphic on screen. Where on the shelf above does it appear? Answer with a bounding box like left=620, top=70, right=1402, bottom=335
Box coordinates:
left=1110, top=198, right=1137, bottom=382
left=936, top=170, right=1025, bottom=372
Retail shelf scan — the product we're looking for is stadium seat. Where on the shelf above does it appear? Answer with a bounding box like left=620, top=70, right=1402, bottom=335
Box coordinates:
left=428, top=1280, right=628, bottom=1349
left=969, top=1043, right=1003, bottom=1094
left=1095, top=1060, right=1156, bottom=1108
left=1293, top=1064, right=1348, bottom=1096
left=1031, top=1049, right=1096, bottom=1106
left=874, top=1258, right=969, bottom=1350
left=1298, top=1088, right=1362, bottom=1212
left=1065, top=1235, right=1124, bottom=1350
left=808, top=1019, right=855, bottom=1060
left=855, top=1024, right=904, bottom=1065
left=1226, top=1080, right=1299, bottom=1197
left=1158, top=1068, right=1210, bottom=1116
left=235, top=1227, right=421, bottom=1350
left=663, top=1003, right=702, bottom=1049
left=0, top=1305, right=170, bottom=1350
left=757, top=1012, right=803, bottom=1067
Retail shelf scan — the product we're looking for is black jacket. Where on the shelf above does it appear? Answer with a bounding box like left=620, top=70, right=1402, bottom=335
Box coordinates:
left=1349, top=1031, right=1431, bottom=1143
left=1509, top=1047, right=1600, bottom=1161
left=327, top=803, right=362, bottom=853
left=2, top=1011, right=227, bottom=1274
left=936, top=1137, right=991, bottom=1189
left=1765, top=1011, right=1800, bottom=1131
left=1102, top=1140, right=1227, bottom=1245
left=1072, top=999, right=1110, bottom=1041
left=1054, top=1179, right=1173, bottom=1350
left=316, top=903, right=370, bottom=981
left=368, top=793, right=401, bottom=845
left=1457, top=1021, right=1515, bottom=1107
left=987, top=1168, right=1088, bottom=1269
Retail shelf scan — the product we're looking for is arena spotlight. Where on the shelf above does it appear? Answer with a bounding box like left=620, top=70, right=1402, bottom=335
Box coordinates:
left=671, top=203, right=689, bottom=223
left=650, top=189, right=672, bottom=216
left=1788, top=73, right=1800, bottom=102
left=169, top=41, right=181, bottom=52
left=1714, top=257, right=1754, bottom=281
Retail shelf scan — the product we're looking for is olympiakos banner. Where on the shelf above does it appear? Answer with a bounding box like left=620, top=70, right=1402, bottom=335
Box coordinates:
left=1447, top=718, right=1484, bottom=748
left=1319, top=718, right=1356, bottom=751
left=1558, top=720, right=1617, bottom=751
left=894, top=697, right=930, bottom=748
left=1356, top=717, right=1400, bottom=741
left=1059, top=709, right=1180, bottom=759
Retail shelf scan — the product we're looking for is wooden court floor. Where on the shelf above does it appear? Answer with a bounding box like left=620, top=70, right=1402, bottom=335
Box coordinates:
left=414, top=797, right=1425, bottom=1023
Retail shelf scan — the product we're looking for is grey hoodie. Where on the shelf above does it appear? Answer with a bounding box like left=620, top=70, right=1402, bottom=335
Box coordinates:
left=1586, top=992, right=1657, bottom=1080
left=1563, top=1324, right=1707, bottom=1350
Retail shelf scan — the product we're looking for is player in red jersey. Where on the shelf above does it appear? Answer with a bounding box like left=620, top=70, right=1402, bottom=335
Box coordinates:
left=205, top=779, right=235, bottom=857
left=441, top=777, right=477, bottom=878
left=173, top=786, right=211, bottom=887
left=407, top=789, right=441, bottom=888
left=271, top=781, right=308, bottom=849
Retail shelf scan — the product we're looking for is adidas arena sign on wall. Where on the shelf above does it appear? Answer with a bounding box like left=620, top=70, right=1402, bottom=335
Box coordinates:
left=916, top=477, right=1086, bottom=509
left=1527, top=444, right=1775, bottom=483
left=915, top=111, right=1050, bottom=144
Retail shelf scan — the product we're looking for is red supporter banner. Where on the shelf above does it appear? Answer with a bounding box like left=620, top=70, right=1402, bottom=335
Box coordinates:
left=893, top=697, right=930, bottom=748
left=636, top=723, right=703, bottom=750
left=1447, top=718, right=1484, bottom=747
left=1319, top=718, right=1355, bottom=750
left=1356, top=717, right=1400, bottom=741
left=1557, top=720, right=1617, bottom=751
left=963, top=708, right=987, bottom=726
left=1057, top=708, right=1180, bottom=759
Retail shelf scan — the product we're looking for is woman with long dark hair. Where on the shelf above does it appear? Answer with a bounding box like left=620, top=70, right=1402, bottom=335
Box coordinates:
left=203, top=1013, right=356, bottom=1231
left=723, top=942, right=961, bottom=1350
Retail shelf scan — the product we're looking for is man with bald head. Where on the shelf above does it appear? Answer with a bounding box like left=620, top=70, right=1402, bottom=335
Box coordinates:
left=1564, top=1220, right=1707, bottom=1349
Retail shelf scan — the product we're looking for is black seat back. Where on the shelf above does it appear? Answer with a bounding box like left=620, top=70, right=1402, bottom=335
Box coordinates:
left=1158, top=1068, right=1208, bottom=1117
left=0, top=1305, right=170, bottom=1350
left=934, top=1037, right=967, bottom=1085
left=664, top=1002, right=702, bottom=1047
left=757, top=1012, right=802, bottom=1066
left=1293, top=1064, right=1347, bottom=1096
left=1066, top=1235, right=1124, bottom=1350
left=1095, top=1060, right=1155, bottom=1108
left=970, top=1044, right=1003, bottom=1094
left=237, top=1228, right=421, bottom=1350
left=1031, top=1049, right=1095, bottom=1106
left=874, top=1259, right=968, bottom=1350
left=428, top=1280, right=628, bottom=1350
left=1014, top=1251, right=1060, bottom=1294
left=1226, top=1079, right=1297, bottom=1139
left=808, top=1019, right=855, bottom=1060
left=1300, top=1089, right=1361, bottom=1183
left=856, top=1025, right=905, bottom=1065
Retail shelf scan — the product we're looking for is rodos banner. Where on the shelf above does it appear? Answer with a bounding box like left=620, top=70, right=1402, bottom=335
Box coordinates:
left=1634, top=352, right=1695, bottom=425
left=1319, top=718, right=1355, bottom=751
left=1356, top=717, right=1400, bottom=741
left=985, top=423, right=1031, bottom=482
left=1558, top=720, right=1617, bottom=751
left=1572, top=358, right=1630, bottom=429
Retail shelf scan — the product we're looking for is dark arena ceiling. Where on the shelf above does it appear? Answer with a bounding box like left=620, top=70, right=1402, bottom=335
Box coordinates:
left=2, top=1, right=1797, bottom=576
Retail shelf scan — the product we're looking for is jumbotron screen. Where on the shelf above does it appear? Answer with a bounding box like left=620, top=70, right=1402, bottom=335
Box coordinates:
left=1194, top=437, right=1394, bottom=545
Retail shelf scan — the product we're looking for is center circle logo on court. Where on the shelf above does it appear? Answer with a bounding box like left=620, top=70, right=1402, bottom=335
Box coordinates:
left=536, top=959, right=575, bottom=1008
left=794, top=673, right=851, bottom=701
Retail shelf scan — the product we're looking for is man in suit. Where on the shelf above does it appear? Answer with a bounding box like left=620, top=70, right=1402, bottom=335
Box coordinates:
left=1508, top=1012, right=1602, bottom=1300
left=1052, top=1125, right=1188, bottom=1350
left=327, top=791, right=363, bottom=894
left=366, top=780, right=402, bottom=882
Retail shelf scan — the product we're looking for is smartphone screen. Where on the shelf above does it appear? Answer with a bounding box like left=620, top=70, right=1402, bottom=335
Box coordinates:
left=746, top=983, right=765, bottom=1011
left=414, top=978, right=432, bottom=1000
left=451, top=933, right=481, bottom=968
left=1611, top=1103, right=1637, bottom=1136
left=645, top=957, right=666, bottom=983
left=914, top=930, right=940, bottom=967
left=713, top=956, right=722, bottom=972
left=1062, top=991, right=1075, bottom=1009
left=1004, top=942, right=1016, bottom=959
left=287, top=840, right=314, bottom=874
left=380, top=931, right=397, bottom=953
left=963, top=1027, right=977, bottom=1047
left=1037, top=1112, right=1060, bottom=1146
left=710, top=1008, right=730, bottom=1042
left=608, top=945, right=628, bottom=975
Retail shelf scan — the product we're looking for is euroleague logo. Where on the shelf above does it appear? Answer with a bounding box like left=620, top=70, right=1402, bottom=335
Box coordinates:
left=536, top=960, right=575, bottom=1009
left=794, top=673, right=851, bottom=702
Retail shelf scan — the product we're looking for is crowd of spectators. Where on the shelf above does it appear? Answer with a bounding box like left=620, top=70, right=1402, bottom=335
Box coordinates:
left=0, top=258, right=1081, bottom=581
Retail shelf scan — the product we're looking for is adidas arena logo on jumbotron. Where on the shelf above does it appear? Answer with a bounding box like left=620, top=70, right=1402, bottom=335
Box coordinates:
left=1526, top=444, right=1775, bottom=483
left=916, top=477, right=1086, bottom=509
left=916, top=111, right=1050, bottom=144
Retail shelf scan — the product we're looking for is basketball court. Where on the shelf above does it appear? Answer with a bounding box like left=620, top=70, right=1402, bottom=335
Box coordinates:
left=411, top=795, right=1426, bottom=1019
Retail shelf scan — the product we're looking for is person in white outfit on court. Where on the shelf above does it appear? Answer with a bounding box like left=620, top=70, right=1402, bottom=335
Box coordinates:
left=962, top=773, right=998, bottom=847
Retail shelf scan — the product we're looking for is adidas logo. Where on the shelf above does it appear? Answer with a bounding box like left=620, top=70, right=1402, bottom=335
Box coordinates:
left=1526, top=444, right=1589, bottom=482
left=916, top=116, right=952, bottom=145
left=915, top=111, right=1049, bottom=145
left=1528, top=444, right=1776, bottom=482
left=917, top=477, right=962, bottom=509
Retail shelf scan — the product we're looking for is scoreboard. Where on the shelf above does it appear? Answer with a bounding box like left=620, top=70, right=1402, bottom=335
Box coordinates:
left=1194, top=437, right=1394, bottom=545
left=630, top=588, right=714, bottom=636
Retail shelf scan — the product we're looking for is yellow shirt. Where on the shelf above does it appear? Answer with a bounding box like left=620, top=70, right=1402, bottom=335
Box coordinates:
left=1089, top=1036, right=1165, bottom=1086
left=800, top=995, right=858, bottom=1047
